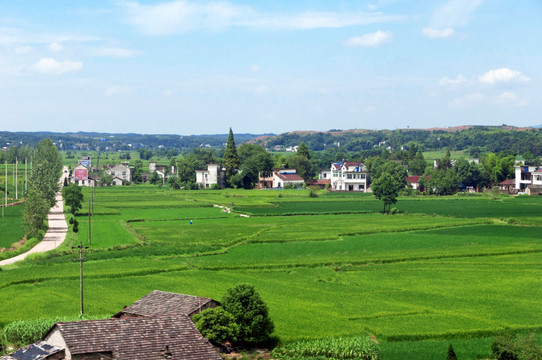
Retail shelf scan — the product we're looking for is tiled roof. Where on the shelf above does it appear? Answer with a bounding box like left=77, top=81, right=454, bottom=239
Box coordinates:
left=48, top=315, right=221, bottom=360
left=2, top=341, right=64, bottom=360
left=309, top=179, right=330, bottom=185
left=276, top=173, right=304, bottom=182
left=406, top=175, right=430, bottom=183
left=114, top=290, right=217, bottom=318
left=499, top=179, right=515, bottom=185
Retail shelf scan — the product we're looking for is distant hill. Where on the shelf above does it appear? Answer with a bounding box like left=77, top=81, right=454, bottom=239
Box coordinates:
left=0, top=131, right=274, bottom=151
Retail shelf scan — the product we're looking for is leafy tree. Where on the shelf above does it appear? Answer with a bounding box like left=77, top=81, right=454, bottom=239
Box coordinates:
left=23, top=139, right=62, bottom=236
left=223, top=128, right=240, bottom=187
left=408, top=149, right=427, bottom=176
left=221, top=284, right=274, bottom=346
left=492, top=333, right=542, bottom=360
left=297, top=142, right=311, bottom=159
left=446, top=343, right=458, bottom=360
left=193, top=307, right=239, bottom=345
left=139, top=148, right=153, bottom=160
left=286, top=154, right=315, bottom=182
left=148, top=171, right=161, bottom=185
left=62, top=183, right=84, bottom=216
left=238, top=143, right=267, bottom=163
left=99, top=171, right=113, bottom=187
left=371, top=172, right=400, bottom=213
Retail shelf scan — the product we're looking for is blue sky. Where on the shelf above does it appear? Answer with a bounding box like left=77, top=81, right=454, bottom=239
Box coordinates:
left=0, top=0, right=541, bottom=135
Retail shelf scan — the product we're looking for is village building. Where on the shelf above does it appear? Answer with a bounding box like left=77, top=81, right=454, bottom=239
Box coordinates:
left=406, top=175, right=430, bottom=191
left=71, top=164, right=92, bottom=187
left=515, top=164, right=542, bottom=194
left=330, top=161, right=369, bottom=192
left=108, top=163, right=132, bottom=183
left=2, top=291, right=222, bottom=360
left=257, top=169, right=304, bottom=189
left=195, top=164, right=225, bottom=189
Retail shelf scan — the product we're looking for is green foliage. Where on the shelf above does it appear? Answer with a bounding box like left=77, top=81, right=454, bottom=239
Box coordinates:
left=224, top=128, right=241, bottom=187
left=99, top=171, right=113, bottom=187
left=491, top=333, right=542, bottom=360
left=23, top=139, right=62, bottom=236
left=72, top=218, right=79, bottom=233
left=193, top=307, right=239, bottom=345
left=222, top=284, right=274, bottom=346
left=371, top=172, right=400, bottom=213
left=446, top=343, right=458, bottom=360
left=62, top=183, right=84, bottom=215
left=272, top=336, right=379, bottom=360
left=2, top=316, right=107, bottom=348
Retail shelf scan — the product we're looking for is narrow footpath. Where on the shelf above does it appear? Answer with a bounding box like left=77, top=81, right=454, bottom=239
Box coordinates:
left=0, top=168, right=69, bottom=267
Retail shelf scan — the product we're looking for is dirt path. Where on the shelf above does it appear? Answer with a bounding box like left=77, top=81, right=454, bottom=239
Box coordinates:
left=0, top=167, right=69, bottom=267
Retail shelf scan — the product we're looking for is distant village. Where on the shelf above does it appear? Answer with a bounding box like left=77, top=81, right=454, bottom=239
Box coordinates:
left=70, top=154, right=542, bottom=196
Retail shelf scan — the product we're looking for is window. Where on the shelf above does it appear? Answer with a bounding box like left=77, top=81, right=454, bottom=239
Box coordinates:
left=333, top=171, right=338, bottom=177
left=347, top=174, right=352, bottom=179
left=360, top=174, right=366, bottom=179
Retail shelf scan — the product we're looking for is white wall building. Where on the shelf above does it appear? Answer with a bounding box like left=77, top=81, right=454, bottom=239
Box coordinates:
left=330, top=161, right=369, bottom=192
left=196, top=164, right=225, bottom=188
left=515, top=164, right=542, bottom=193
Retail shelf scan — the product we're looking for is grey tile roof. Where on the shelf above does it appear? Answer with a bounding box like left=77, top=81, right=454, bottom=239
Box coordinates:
left=113, top=290, right=218, bottom=318
left=2, top=341, right=64, bottom=360
left=50, top=314, right=221, bottom=360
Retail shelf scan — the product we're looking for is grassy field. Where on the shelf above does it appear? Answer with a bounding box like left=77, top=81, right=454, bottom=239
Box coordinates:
left=1, top=186, right=542, bottom=359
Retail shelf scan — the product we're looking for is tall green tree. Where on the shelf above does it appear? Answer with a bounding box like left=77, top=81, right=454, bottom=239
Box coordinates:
left=371, top=172, right=400, bottom=213
left=223, top=128, right=240, bottom=187
left=62, top=183, right=84, bottom=215
left=297, top=142, right=311, bottom=159
left=23, top=139, right=62, bottom=236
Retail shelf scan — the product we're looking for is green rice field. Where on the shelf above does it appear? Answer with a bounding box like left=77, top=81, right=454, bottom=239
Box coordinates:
left=1, top=186, right=542, bottom=359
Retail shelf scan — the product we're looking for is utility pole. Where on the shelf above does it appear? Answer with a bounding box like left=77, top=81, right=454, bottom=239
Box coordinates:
left=73, top=242, right=88, bottom=316
left=4, top=161, right=7, bottom=212
left=15, top=157, right=18, bottom=200
left=1, top=162, right=4, bottom=218
left=25, top=157, right=27, bottom=195
left=88, top=200, right=91, bottom=245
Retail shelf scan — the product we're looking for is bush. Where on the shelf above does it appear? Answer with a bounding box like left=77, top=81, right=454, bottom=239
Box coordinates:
left=446, top=343, right=458, bottom=360
left=491, top=333, right=542, bottom=360
left=72, top=219, right=79, bottom=233
left=193, top=307, right=239, bottom=345
left=222, top=284, right=274, bottom=346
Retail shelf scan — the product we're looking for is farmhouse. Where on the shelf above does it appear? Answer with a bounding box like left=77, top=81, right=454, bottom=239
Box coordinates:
left=196, top=164, right=225, bottom=189
left=106, top=162, right=132, bottom=183
left=406, top=175, right=430, bottom=191
left=515, top=164, right=542, bottom=194
left=2, top=291, right=222, bottom=360
left=257, top=169, right=304, bottom=189
left=330, top=161, right=369, bottom=192
left=112, top=290, right=220, bottom=319
left=71, top=164, right=92, bottom=187
left=499, top=179, right=516, bottom=194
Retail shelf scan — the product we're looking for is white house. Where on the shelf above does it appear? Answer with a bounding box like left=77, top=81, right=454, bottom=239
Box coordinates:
left=515, top=164, right=542, bottom=193
left=108, top=162, right=132, bottom=183
left=319, top=169, right=331, bottom=180
left=330, top=161, right=369, bottom=192
left=196, top=164, right=225, bottom=188
left=72, top=164, right=91, bottom=187
left=273, top=170, right=304, bottom=188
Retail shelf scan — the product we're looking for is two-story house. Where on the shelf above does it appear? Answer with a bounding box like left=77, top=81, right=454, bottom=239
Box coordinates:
left=330, top=161, right=369, bottom=192
left=196, top=164, right=225, bottom=189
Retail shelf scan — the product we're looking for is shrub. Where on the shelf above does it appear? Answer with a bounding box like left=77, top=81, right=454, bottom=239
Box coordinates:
left=491, top=333, right=542, bottom=360
left=193, top=307, right=239, bottom=345
left=222, top=284, right=274, bottom=346
left=72, top=219, right=79, bottom=233
left=69, top=217, right=74, bottom=225
left=446, top=343, right=458, bottom=360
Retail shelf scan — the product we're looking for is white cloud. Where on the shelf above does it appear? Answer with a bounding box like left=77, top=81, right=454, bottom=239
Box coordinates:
left=163, top=89, right=173, bottom=96
left=90, top=47, right=142, bottom=58
left=30, top=58, right=83, bottom=74
left=479, top=68, right=530, bottom=85
left=119, top=0, right=404, bottom=34
left=250, top=65, right=259, bottom=72
left=255, top=85, right=270, bottom=96
left=49, top=42, right=64, bottom=52
left=344, top=30, right=392, bottom=47
left=14, top=46, right=32, bottom=54
left=422, top=27, right=454, bottom=39
left=496, top=91, right=527, bottom=106
left=450, top=92, right=485, bottom=108
left=105, top=86, right=130, bottom=96
left=424, top=0, right=483, bottom=39
left=438, top=74, right=466, bottom=86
